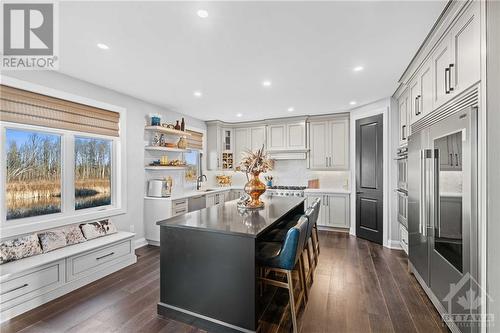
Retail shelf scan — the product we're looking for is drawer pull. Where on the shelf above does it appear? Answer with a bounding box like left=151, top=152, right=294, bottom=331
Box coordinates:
left=96, top=252, right=114, bottom=260
left=1, top=283, right=28, bottom=295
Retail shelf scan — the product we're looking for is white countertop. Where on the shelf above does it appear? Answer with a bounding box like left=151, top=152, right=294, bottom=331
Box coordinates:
left=144, top=186, right=241, bottom=201
left=304, top=188, right=351, bottom=194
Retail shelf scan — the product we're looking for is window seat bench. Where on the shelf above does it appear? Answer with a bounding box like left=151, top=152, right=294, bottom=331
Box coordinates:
left=0, top=231, right=136, bottom=323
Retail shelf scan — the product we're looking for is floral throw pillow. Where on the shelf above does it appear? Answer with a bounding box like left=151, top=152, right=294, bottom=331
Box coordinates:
left=0, top=234, right=43, bottom=264
left=80, top=219, right=117, bottom=240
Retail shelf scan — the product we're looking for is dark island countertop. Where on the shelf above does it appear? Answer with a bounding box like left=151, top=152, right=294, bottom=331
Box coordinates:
left=156, top=195, right=305, bottom=238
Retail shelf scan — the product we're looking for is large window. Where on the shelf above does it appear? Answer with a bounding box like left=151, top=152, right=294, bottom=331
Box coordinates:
left=184, top=150, right=199, bottom=183
left=75, top=137, right=112, bottom=210
left=6, top=129, right=61, bottom=220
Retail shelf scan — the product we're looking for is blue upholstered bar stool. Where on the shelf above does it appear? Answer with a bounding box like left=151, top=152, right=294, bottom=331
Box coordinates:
left=256, top=216, right=309, bottom=333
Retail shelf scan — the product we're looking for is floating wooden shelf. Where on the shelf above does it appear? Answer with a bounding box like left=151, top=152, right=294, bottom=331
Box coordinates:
left=144, top=126, right=191, bottom=136
left=144, top=146, right=189, bottom=153
left=145, top=166, right=187, bottom=170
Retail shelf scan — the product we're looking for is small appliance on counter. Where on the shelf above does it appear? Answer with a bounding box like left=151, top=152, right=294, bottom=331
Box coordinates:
left=148, top=178, right=172, bottom=197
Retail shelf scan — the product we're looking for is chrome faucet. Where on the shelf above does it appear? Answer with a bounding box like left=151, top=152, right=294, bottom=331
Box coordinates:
left=196, top=174, right=207, bottom=190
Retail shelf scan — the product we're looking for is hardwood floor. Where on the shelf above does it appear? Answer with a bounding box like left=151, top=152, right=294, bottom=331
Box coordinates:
left=1, top=231, right=449, bottom=333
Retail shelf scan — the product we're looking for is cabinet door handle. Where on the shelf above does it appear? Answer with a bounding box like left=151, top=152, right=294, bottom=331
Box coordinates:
left=402, top=125, right=406, bottom=140
left=415, top=97, right=418, bottom=116
left=1, top=283, right=28, bottom=295
left=96, top=252, right=114, bottom=260
left=455, top=153, right=459, bottom=166
left=449, top=64, right=454, bottom=91
left=445, top=67, right=450, bottom=94
left=329, top=156, right=332, bottom=167
left=450, top=153, right=453, bottom=166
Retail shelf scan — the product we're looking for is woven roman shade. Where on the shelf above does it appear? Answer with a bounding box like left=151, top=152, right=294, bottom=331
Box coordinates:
left=186, top=129, right=203, bottom=150
left=0, top=85, right=120, bottom=137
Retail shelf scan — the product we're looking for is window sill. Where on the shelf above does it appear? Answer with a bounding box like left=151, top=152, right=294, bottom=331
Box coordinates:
left=0, top=207, right=127, bottom=240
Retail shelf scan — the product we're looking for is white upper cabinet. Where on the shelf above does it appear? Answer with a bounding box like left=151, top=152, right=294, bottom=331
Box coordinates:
left=329, top=118, right=349, bottom=169
left=401, top=1, right=481, bottom=127
left=308, top=116, right=349, bottom=170
left=287, top=123, right=306, bottom=150
left=207, top=123, right=222, bottom=170
left=250, top=126, right=266, bottom=150
left=234, top=127, right=249, bottom=167
left=267, top=124, right=286, bottom=150
left=309, top=121, right=329, bottom=168
left=432, top=39, right=452, bottom=108
left=449, top=1, right=480, bottom=95
left=398, top=90, right=409, bottom=146
left=419, top=61, right=433, bottom=117
left=266, top=121, right=306, bottom=152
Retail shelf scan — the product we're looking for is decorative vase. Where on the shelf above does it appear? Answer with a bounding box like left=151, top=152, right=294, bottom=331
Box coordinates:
left=177, top=136, right=187, bottom=149
left=244, top=172, right=266, bottom=208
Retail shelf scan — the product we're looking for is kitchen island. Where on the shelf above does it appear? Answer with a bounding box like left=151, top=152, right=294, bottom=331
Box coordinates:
left=156, top=195, right=305, bottom=333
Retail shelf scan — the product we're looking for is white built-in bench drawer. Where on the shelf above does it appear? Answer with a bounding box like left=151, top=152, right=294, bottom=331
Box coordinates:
left=0, top=260, right=64, bottom=310
left=66, top=240, right=132, bottom=281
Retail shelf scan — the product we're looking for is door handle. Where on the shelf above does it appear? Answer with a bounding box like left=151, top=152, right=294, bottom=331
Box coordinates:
left=445, top=67, right=450, bottom=94
left=356, top=191, right=363, bottom=195
left=415, top=97, right=418, bottom=116
left=402, top=125, right=406, bottom=140
left=450, top=153, right=453, bottom=166
left=325, top=157, right=328, bottom=167
left=329, top=156, right=332, bottom=167
left=448, top=64, right=454, bottom=91
left=455, top=153, right=459, bottom=166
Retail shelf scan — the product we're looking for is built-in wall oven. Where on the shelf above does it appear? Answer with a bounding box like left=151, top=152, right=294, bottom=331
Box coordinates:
left=396, top=147, right=408, bottom=228
left=396, top=147, right=408, bottom=191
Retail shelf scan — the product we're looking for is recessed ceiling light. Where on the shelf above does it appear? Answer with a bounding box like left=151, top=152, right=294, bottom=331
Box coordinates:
left=353, top=66, right=364, bottom=72
left=197, top=9, right=208, bottom=18
left=287, top=107, right=294, bottom=112
left=262, top=80, right=272, bottom=87
left=193, top=91, right=202, bottom=98
left=236, top=113, right=243, bottom=118
left=97, top=43, right=109, bottom=50
left=349, top=101, right=357, bottom=105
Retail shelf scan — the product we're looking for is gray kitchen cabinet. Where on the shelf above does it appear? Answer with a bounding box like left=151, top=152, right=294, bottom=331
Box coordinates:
left=206, top=192, right=226, bottom=207
left=306, top=193, right=350, bottom=229
left=266, top=121, right=306, bottom=152
left=233, top=126, right=266, bottom=166
left=308, top=116, right=349, bottom=170
left=398, top=90, right=409, bottom=146
left=207, top=123, right=222, bottom=170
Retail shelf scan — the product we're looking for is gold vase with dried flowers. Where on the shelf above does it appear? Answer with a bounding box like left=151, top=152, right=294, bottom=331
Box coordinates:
left=239, top=145, right=273, bottom=208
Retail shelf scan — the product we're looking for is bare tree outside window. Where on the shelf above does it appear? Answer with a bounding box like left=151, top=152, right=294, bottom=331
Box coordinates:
left=75, top=137, right=112, bottom=210
left=6, top=129, right=61, bottom=220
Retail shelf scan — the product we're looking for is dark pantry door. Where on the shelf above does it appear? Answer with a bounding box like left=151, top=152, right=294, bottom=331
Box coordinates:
left=355, top=114, right=383, bottom=244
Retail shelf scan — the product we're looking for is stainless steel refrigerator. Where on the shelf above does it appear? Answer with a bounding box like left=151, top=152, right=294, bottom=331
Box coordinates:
left=408, top=106, right=478, bottom=333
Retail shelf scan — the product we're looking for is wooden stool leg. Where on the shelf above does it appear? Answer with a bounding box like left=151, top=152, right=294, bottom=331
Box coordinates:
left=286, top=271, right=298, bottom=333
left=314, top=224, right=320, bottom=254
left=305, top=242, right=314, bottom=285
left=299, top=254, right=308, bottom=301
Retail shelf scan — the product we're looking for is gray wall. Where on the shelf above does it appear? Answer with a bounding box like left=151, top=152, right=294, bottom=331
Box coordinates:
left=3, top=71, right=206, bottom=244
left=487, top=0, right=500, bottom=329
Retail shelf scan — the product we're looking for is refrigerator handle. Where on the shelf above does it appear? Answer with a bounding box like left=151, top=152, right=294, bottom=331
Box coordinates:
left=432, top=149, right=441, bottom=238
left=420, top=150, right=426, bottom=236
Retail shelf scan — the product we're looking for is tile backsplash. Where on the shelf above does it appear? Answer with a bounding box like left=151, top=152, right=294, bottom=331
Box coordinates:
left=206, top=159, right=350, bottom=190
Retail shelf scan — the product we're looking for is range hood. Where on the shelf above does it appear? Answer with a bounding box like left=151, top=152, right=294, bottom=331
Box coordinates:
left=268, top=149, right=309, bottom=160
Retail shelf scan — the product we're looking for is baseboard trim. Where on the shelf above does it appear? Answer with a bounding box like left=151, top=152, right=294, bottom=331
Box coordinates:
left=157, top=302, right=254, bottom=333
left=134, top=237, right=148, bottom=249
left=387, top=239, right=403, bottom=250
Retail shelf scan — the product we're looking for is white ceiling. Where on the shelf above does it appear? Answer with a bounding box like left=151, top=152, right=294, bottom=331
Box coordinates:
left=58, top=1, right=446, bottom=122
